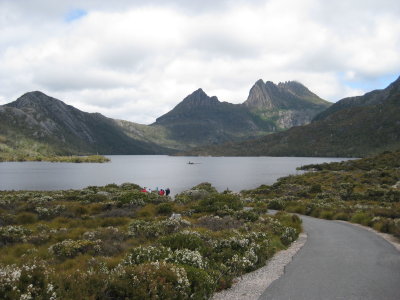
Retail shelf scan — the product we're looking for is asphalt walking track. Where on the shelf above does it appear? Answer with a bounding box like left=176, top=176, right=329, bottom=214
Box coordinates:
left=259, top=215, right=400, bottom=300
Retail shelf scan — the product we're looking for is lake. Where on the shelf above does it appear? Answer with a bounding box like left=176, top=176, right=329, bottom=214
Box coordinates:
left=0, top=155, right=349, bottom=195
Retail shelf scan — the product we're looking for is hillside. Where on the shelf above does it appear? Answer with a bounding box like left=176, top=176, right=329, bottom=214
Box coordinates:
left=313, top=76, right=400, bottom=121
left=181, top=76, right=400, bottom=157
left=0, top=91, right=170, bottom=158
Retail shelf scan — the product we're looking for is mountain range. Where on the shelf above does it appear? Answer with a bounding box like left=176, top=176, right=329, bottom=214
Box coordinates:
left=2, top=75, right=398, bottom=159
left=183, top=76, right=400, bottom=157
left=0, top=79, right=331, bottom=158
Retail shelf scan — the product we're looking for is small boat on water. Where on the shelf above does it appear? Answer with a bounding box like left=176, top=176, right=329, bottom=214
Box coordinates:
left=187, top=161, right=194, bottom=165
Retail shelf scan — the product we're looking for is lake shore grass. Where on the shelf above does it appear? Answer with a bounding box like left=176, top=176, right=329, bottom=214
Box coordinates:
left=0, top=154, right=110, bottom=163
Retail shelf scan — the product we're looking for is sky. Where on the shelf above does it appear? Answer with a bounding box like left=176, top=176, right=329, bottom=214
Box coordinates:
left=0, top=0, right=399, bottom=124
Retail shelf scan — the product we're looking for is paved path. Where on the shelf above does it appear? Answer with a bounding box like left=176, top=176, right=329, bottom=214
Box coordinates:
left=260, top=215, right=400, bottom=300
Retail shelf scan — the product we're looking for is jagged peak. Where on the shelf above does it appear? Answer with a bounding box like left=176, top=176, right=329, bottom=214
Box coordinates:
left=180, top=88, right=219, bottom=105
left=189, top=88, right=208, bottom=98
left=255, top=79, right=265, bottom=86
left=7, top=90, right=65, bottom=109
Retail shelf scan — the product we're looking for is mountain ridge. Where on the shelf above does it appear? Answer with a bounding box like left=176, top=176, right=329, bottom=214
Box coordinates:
left=1, top=78, right=335, bottom=157
left=179, top=76, right=400, bottom=157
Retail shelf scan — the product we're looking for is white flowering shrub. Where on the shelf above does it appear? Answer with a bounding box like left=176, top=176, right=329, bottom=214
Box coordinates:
left=0, top=261, right=57, bottom=300
left=35, top=205, right=65, bottom=220
left=159, top=230, right=205, bottom=251
left=129, top=218, right=191, bottom=239
left=167, top=249, right=207, bottom=269
left=49, top=239, right=102, bottom=258
left=123, top=246, right=172, bottom=265
left=28, top=195, right=54, bottom=205
left=280, top=227, right=298, bottom=246
left=105, top=261, right=190, bottom=299
left=226, top=246, right=259, bottom=273
left=0, top=225, right=31, bottom=245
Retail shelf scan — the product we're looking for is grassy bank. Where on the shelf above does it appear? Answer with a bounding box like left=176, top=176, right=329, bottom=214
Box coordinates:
left=0, top=154, right=110, bottom=163
left=0, top=183, right=301, bottom=299
left=244, top=150, right=400, bottom=238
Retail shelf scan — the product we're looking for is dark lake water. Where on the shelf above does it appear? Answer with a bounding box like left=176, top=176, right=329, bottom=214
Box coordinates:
left=0, top=155, right=349, bottom=195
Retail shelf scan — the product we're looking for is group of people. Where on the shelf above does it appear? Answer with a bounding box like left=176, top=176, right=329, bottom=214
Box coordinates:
left=140, top=187, right=170, bottom=196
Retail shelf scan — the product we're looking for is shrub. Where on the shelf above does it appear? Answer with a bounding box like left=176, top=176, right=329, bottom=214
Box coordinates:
left=184, top=265, right=216, bottom=299
left=320, top=210, right=334, bottom=220
left=196, top=194, right=243, bottom=213
left=235, top=210, right=259, bottom=222
left=159, top=231, right=205, bottom=251
left=35, top=205, right=65, bottom=220
left=0, top=261, right=56, bottom=300
left=309, top=183, right=322, bottom=193
left=157, top=202, right=174, bottom=215
left=49, top=239, right=101, bottom=258
left=15, top=212, right=38, bottom=224
left=351, top=212, right=372, bottom=226
left=167, top=249, right=207, bottom=269
left=129, top=218, right=191, bottom=239
left=280, top=227, right=298, bottom=246
left=196, top=215, right=243, bottom=231
left=104, top=262, right=190, bottom=300
left=0, top=225, right=31, bottom=246
left=123, top=246, right=172, bottom=265
left=333, top=212, right=350, bottom=221
left=268, top=198, right=285, bottom=210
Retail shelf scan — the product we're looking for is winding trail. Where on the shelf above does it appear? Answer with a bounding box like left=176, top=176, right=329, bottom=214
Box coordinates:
left=260, top=215, right=400, bottom=300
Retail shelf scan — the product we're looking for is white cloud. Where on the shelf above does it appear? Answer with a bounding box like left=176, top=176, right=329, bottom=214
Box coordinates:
left=0, top=0, right=399, bottom=123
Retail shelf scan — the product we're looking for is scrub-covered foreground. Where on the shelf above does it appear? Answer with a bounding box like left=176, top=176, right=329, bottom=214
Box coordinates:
left=0, top=183, right=301, bottom=299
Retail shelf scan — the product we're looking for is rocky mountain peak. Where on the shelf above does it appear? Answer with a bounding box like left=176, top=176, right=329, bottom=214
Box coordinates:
left=244, top=80, right=276, bottom=110
left=6, top=91, right=71, bottom=115
left=174, top=88, right=220, bottom=110
left=244, top=79, right=329, bottom=110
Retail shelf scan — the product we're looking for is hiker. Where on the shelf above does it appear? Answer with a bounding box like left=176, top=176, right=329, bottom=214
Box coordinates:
left=159, top=189, right=165, bottom=196
left=166, top=188, right=170, bottom=196
left=146, top=187, right=152, bottom=193
left=141, top=187, right=147, bottom=193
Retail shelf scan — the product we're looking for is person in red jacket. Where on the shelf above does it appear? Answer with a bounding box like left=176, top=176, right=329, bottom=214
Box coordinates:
left=159, top=189, right=165, bottom=196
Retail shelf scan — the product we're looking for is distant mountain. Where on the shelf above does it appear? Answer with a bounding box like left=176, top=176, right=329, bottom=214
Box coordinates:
left=152, top=88, right=275, bottom=147
left=180, top=76, right=400, bottom=157
left=243, top=80, right=331, bottom=129
left=1, top=91, right=170, bottom=156
left=0, top=79, right=332, bottom=157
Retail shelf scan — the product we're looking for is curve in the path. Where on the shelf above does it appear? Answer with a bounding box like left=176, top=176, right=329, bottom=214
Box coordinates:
left=260, top=215, right=400, bottom=300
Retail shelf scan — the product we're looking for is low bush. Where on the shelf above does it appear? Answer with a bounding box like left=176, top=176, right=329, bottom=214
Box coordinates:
left=351, top=212, right=372, bottom=226
left=159, top=231, right=206, bottom=252
left=15, top=212, right=38, bottom=224
left=49, top=239, right=102, bottom=258
left=104, top=262, right=190, bottom=300
left=157, top=202, right=174, bottom=215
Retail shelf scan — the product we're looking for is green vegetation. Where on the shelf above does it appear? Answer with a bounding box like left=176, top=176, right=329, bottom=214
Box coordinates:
left=243, top=150, right=400, bottom=238
left=0, top=182, right=301, bottom=299
left=0, top=154, right=110, bottom=163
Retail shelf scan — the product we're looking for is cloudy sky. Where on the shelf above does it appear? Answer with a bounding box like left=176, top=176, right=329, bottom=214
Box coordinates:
left=1, top=0, right=399, bottom=124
